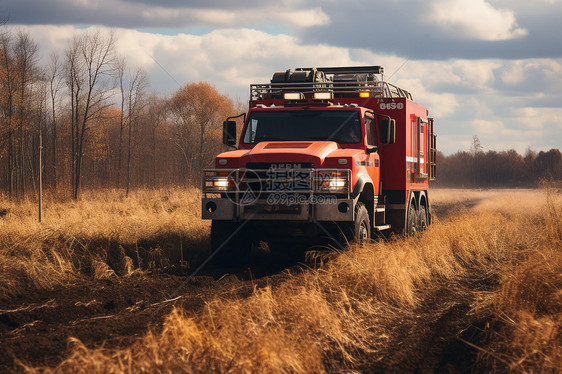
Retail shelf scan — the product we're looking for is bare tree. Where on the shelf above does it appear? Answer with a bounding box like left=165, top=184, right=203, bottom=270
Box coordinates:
left=169, top=82, right=235, bottom=186
left=65, top=34, right=81, bottom=197
left=145, top=95, right=167, bottom=187
left=116, top=56, right=126, bottom=187
left=65, top=29, right=116, bottom=199
left=0, top=31, right=39, bottom=197
left=0, top=33, right=16, bottom=196
left=1, top=27, right=254, bottom=196
left=15, top=31, right=39, bottom=195
left=47, top=52, right=62, bottom=188
left=125, top=66, right=148, bottom=197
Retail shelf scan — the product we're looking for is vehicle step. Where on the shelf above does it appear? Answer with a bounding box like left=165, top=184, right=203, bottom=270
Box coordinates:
left=374, top=224, right=391, bottom=231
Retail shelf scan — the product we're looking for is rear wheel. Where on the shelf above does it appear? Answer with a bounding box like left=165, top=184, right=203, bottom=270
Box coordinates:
left=406, top=202, right=417, bottom=236
left=418, top=205, right=428, bottom=232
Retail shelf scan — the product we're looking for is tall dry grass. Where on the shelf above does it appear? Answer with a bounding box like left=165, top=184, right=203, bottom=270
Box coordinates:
left=473, top=189, right=562, bottom=372
left=0, top=188, right=208, bottom=300
left=18, top=188, right=560, bottom=373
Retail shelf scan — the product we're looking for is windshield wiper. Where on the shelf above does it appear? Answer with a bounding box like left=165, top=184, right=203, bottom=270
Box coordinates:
left=255, top=137, right=284, bottom=142
left=305, top=136, right=337, bottom=141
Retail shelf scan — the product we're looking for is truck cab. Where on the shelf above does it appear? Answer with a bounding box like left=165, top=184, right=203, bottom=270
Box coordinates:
left=202, top=66, right=436, bottom=259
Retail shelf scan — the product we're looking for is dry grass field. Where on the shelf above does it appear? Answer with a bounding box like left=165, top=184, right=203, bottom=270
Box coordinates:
left=0, top=187, right=560, bottom=373
left=0, top=188, right=209, bottom=300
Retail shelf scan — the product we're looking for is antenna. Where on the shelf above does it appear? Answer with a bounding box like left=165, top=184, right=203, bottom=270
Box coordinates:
left=388, top=59, right=409, bottom=81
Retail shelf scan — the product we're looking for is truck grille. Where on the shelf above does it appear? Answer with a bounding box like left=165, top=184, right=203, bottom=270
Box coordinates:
left=245, top=163, right=314, bottom=192
left=245, top=162, right=314, bottom=170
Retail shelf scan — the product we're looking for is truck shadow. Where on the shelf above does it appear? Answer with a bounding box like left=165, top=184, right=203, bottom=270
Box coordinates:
left=83, top=233, right=320, bottom=281
left=195, top=245, right=311, bottom=281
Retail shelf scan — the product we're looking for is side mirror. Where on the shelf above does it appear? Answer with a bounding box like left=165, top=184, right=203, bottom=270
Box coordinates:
left=222, top=120, right=236, bottom=146
left=379, top=118, right=396, bottom=145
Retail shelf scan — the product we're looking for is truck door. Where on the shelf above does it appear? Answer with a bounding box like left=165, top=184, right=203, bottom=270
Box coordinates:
left=365, top=114, right=380, bottom=194
left=416, top=117, right=428, bottom=178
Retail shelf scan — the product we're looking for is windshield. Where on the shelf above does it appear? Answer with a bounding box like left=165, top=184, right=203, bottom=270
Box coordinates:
left=242, top=110, right=362, bottom=144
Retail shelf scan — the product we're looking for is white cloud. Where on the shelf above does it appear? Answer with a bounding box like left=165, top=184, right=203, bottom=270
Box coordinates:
left=513, top=107, right=562, bottom=130
left=2, top=25, right=76, bottom=63
left=188, top=9, right=237, bottom=25
left=188, top=6, right=330, bottom=28
left=135, top=4, right=329, bottom=29
left=141, top=7, right=181, bottom=21
left=4, top=24, right=560, bottom=155
left=103, top=27, right=358, bottom=95
left=428, top=0, right=528, bottom=40
left=75, top=0, right=99, bottom=9
left=472, top=119, right=505, bottom=134
left=465, top=97, right=495, bottom=118
left=274, top=7, right=330, bottom=28
left=448, top=60, right=501, bottom=90
left=499, top=59, right=562, bottom=91
left=352, top=53, right=502, bottom=95
left=394, top=78, right=459, bottom=118
left=403, top=60, right=501, bottom=93
left=115, top=29, right=166, bottom=67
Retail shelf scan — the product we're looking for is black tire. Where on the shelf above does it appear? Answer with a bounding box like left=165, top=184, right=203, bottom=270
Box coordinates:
left=211, top=220, right=251, bottom=267
left=405, top=201, right=417, bottom=236
left=340, top=202, right=371, bottom=247
left=418, top=205, right=428, bottom=232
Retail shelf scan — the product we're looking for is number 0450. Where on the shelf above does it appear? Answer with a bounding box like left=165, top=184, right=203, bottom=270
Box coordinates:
left=380, top=102, right=404, bottom=110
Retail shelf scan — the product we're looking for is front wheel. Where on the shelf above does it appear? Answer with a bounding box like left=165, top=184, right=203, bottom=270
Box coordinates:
left=355, top=202, right=371, bottom=245
left=339, top=202, right=371, bottom=247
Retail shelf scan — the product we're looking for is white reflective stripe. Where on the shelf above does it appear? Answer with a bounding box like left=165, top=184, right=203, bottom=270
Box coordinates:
left=406, top=156, right=425, bottom=163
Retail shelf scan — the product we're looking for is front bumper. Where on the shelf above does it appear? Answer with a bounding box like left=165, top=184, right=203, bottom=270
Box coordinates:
left=202, top=167, right=354, bottom=222
left=202, top=197, right=354, bottom=221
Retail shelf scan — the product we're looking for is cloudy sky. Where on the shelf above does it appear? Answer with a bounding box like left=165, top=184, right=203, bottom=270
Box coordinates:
left=2, top=0, right=561, bottom=154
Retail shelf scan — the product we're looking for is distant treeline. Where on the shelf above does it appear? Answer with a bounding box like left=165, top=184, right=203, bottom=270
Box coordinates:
left=435, top=146, right=562, bottom=187
left=1, top=28, right=240, bottom=199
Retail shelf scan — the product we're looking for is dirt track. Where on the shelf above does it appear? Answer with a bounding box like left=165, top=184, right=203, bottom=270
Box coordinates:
left=0, top=253, right=305, bottom=371
left=0, top=199, right=493, bottom=372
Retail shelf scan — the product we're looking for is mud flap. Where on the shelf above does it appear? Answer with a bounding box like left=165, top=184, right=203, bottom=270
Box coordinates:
left=390, top=208, right=406, bottom=235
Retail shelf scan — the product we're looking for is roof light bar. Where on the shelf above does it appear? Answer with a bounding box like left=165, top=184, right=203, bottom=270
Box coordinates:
left=313, top=92, right=333, bottom=100
left=284, top=92, right=304, bottom=100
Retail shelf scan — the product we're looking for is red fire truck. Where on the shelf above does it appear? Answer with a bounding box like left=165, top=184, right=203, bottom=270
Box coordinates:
left=202, top=66, right=436, bottom=257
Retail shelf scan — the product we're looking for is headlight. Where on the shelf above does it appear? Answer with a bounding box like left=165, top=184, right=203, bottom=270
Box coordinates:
left=205, top=172, right=236, bottom=192
left=317, top=171, right=348, bottom=192
left=213, top=178, right=231, bottom=188
left=327, top=177, right=347, bottom=190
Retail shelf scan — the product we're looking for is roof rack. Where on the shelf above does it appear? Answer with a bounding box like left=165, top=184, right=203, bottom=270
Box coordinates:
left=250, top=66, right=412, bottom=101
left=297, top=66, right=384, bottom=75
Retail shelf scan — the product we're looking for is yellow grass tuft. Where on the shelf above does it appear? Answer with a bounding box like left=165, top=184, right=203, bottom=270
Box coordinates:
left=0, top=188, right=208, bottom=299
left=475, top=189, right=562, bottom=372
